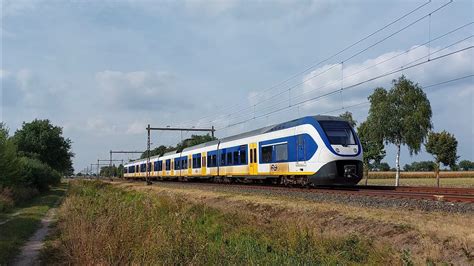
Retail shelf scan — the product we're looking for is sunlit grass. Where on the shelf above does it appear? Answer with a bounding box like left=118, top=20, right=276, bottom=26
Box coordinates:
left=44, top=180, right=394, bottom=265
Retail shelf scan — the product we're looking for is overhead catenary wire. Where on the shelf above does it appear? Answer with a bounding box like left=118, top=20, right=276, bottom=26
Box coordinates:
left=217, top=45, right=473, bottom=130
left=213, top=33, right=473, bottom=128
left=323, top=73, right=474, bottom=116
left=191, top=1, right=457, bottom=129
left=175, top=1, right=433, bottom=128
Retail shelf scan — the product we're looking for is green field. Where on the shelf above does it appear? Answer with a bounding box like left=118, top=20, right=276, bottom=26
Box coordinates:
left=0, top=183, right=66, bottom=264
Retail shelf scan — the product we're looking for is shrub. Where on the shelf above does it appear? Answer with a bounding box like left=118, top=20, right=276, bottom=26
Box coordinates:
left=18, top=157, right=61, bottom=192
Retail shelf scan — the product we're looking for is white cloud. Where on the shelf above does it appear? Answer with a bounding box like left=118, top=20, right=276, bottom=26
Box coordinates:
left=95, top=70, right=186, bottom=110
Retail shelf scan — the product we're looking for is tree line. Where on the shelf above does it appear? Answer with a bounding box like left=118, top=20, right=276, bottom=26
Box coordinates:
left=340, top=75, right=461, bottom=186
left=0, top=119, right=73, bottom=210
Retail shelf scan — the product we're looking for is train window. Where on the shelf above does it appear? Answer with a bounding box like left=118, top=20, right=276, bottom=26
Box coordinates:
left=240, top=150, right=246, bottom=164
left=220, top=153, right=226, bottom=166
left=319, top=121, right=356, bottom=146
left=192, top=157, right=196, bottom=168
left=197, top=155, right=201, bottom=168
left=166, top=160, right=170, bottom=171
left=250, top=149, right=253, bottom=164
left=275, top=143, right=288, bottom=162
left=227, top=153, right=232, bottom=165
left=233, top=151, right=239, bottom=165
left=253, top=149, right=257, bottom=163
left=212, top=154, right=217, bottom=166
left=207, top=155, right=211, bottom=167
left=261, top=146, right=272, bottom=163
left=158, top=161, right=162, bottom=171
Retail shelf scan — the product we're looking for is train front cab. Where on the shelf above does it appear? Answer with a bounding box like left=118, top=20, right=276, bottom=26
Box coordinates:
left=308, top=117, right=363, bottom=186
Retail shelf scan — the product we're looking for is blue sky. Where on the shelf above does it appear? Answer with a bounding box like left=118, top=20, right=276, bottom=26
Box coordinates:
left=1, top=0, right=473, bottom=173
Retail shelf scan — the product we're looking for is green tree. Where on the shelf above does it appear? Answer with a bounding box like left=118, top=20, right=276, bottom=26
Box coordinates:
left=425, top=131, right=458, bottom=187
left=371, top=162, right=391, bottom=171
left=339, top=111, right=357, bottom=128
left=366, top=76, right=432, bottom=186
left=357, top=121, right=385, bottom=181
left=0, top=123, right=20, bottom=187
left=140, top=145, right=175, bottom=159
left=14, top=119, right=74, bottom=174
left=176, top=134, right=217, bottom=152
left=403, top=161, right=436, bottom=172
left=458, top=160, right=473, bottom=171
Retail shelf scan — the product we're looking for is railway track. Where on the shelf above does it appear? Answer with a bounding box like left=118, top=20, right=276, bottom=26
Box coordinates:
left=124, top=179, right=474, bottom=203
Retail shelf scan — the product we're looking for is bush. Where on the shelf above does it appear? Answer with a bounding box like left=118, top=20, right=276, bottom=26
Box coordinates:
left=18, top=157, right=61, bottom=192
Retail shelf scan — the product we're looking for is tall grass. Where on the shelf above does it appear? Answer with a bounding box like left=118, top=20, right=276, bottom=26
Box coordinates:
left=45, top=180, right=393, bottom=265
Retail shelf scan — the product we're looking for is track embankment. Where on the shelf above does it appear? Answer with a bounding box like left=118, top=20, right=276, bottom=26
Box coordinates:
left=107, top=180, right=474, bottom=264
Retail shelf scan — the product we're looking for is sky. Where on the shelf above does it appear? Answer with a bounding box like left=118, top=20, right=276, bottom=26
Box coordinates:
left=1, top=0, right=473, bottom=173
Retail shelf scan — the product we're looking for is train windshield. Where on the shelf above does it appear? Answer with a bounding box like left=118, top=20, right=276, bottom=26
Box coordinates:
left=319, top=121, right=356, bottom=146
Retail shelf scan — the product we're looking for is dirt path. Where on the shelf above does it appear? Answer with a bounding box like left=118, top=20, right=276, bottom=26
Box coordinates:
left=12, top=207, right=58, bottom=266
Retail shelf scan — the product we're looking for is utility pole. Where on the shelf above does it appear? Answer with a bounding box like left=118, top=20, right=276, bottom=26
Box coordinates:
left=146, top=124, right=151, bottom=185
left=145, top=125, right=216, bottom=186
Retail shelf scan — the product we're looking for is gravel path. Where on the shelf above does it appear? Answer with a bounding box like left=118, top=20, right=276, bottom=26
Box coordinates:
left=149, top=181, right=474, bottom=213
left=12, top=207, right=57, bottom=266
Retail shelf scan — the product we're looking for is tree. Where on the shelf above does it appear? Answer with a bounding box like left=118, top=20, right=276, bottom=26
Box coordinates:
left=0, top=123, right=20, bottom=187
left=458, top=160, right=474, bottom=171
left=176, top=134, right=217, bottom=152
left=425, top=131, right=458, bottom=187
left=366, top=76, right=432, bottom=186
left=371, top=162, right=391, bottom=171
left=140, top=145, right=175, bottom=159
left=403, top=161, right=436, bottom=172
left=339, top=111, right=357, bottom=128
left=14, top=119, right=74, bottom=174
left=357, top=121, right=385, bottom=181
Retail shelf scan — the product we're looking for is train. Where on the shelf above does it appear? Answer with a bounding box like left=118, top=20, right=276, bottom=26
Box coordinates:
left=123, top=115, right=363, bottom=186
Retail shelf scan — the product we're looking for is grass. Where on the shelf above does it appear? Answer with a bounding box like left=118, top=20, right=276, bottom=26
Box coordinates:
left=0, top=183, right=67, bottom=264
left=43, top=180, right=394, bottom=265
left=362, top=177, right=474, bottom=188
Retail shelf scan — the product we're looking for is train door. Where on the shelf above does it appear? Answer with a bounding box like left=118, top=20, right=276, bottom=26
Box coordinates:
left=249, top=143, right=258, bottom=175
left=187, top=155, right=191, bottom=176
left=202, top=152, right=207, bottom=176
left=296, top=134, right=306, bottom=165
left=171, top=161, right=174, bottom=176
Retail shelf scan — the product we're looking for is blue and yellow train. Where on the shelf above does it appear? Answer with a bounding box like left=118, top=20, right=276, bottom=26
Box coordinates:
left=124, top=115, right=363, bottom=186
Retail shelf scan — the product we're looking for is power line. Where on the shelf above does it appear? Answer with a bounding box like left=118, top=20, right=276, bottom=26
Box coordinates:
left=217, top=45, right=473, bottom=130
left=191, top=2, right=457, bottom=129
left=219, top=33, right=473, bottom=125
left=175, top=1, right=432, bottom=128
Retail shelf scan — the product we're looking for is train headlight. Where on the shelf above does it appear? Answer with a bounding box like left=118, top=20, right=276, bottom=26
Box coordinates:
left=353, top=148, right=357, bottom=153
left=335, top=148, right=340, bottom=153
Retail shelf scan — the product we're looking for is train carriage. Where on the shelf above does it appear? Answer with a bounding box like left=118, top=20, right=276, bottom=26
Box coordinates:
left=124, top=115, right=363, bottom=186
